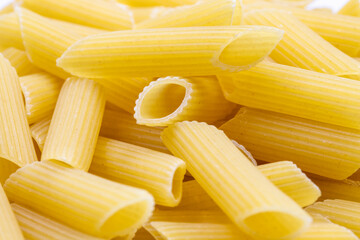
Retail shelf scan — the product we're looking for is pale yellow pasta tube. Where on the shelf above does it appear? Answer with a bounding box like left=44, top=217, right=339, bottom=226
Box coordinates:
left=21, top=0, right=133, bottom=30
left=218, top=62, right=360, bottom=131
left=11, top=204, right=105, bottom=240
left=0, top=185, right=24, bottom=240
left=2, top=47, right=39, bottom=76
left=50, top=18, right=107, bottom=37
left=30, top=117, right=50, bottom=151
left=135, top=76, right=236, bottom=126
left=0, top=54, right=37, bottom=168
left=339, top=0, right=360, bottom=16
left=41, top=77, right=105, bottom=171
left=306, top=199, right=360, bottom=237
left=244, top=9, right=360, bottom=79
left=0, top=13, right=24, bottom=50
left=131, top=6, right=169, bottom=24
left=136, top=0, right=242, bottom=29
left=57, top=26, right=284, bottom=78
left=4, top=161, right=155, bottom=238
left=89, top=136, right=186, bottom=207
left=162, top=121, right=312, bottom=240
left=20, top=72, right=63, bottom=124
left=116, top=0, right=197, bottom=7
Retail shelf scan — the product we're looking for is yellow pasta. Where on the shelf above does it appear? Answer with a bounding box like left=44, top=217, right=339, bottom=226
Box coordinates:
left=11, top=204, right=105, bottom=240
left=0, top=2, right=13, bottom=14
left=30, top=116, right=50, bottom=151
left=50, top=18, right=107, bottom=37
left=162, top=121, right=312, bottom=240
left=19, top=72, right=63, bottom=124
left=131, top=6, right=169, bottom=24
left=21, top=0, right=133, bottom=30
left=41, top=77, right=105, bottom=171
left=136, top=0, right=242, bottom=29
left=135, top=76, right=236, bottom=126
left=116, top=0, right=197, bottom=7
left=2, top=47, right=39, bottom=76
left=338, top=0, right=360, bottom=17
left=0, top=185, right=24, bottom=240
left=57, top=26, right=284, bottom=78
left=311, top=178, right=360, bottom=203
left=244, top=9, right=360, bottom=79
left=306, top=199, right=360, bottom=237
left=0, top=160, right=19, bottom=184
left=218, top=62, right=360, bottom=131
left=89, top=136, right=186, bottom=207
left=4, top=161, right=155, bottom=238
left=0, top=13, right=24, bottom=50
left=0, top=54, right=37, bottom=169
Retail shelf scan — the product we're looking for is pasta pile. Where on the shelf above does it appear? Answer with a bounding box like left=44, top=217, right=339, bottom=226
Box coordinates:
left=1, top=0, right=360, bottom=239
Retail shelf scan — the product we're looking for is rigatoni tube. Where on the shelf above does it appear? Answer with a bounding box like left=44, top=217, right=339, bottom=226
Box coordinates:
left=220, top=107, right=360, bottom=179
left=41, top=77, right=105, bottom=171
left=89, top=137, right=186, bottom=207
left=57, top=26, right=284, bottom=78
left=4, top=161, right=155, bottom=238
left=134, top=76, right=236, bottom=126
left=161, top=121, right=312, bottom=240
left=218, top=62, right=360, bottom=130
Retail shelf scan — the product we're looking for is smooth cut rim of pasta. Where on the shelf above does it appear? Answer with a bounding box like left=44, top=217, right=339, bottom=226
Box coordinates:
left=97, top=192, right=155, bottom=238
left=213, top=26, right=284, bottom=72
left=166, top=162, right=187, bottom=207
left=134, top=76, right=193, bottom=126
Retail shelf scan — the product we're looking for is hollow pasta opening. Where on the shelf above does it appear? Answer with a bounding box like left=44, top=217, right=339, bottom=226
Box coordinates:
left=243, top=211, right=307, bottom=239
left=0, top=158, right=19, bottom=184
left=170, top=164, right=186, bottom=206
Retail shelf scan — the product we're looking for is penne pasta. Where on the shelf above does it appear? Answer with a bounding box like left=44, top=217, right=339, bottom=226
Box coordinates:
left=338, top=0, right=360, bottom=17
left=4, top=161, right=155, bottom=238
left=30, top=116, right=50, bottom=151
left=11, top=204, right=105, bottom=240
left=161, top=121, right=312, bottom=240
left=136, top=0, right=242, bottom=29
left=0, top=13, right=24, bottom=50
left=57, top=26, right=284, bottom=78
left=311, top=178, right=360, bottom=203
left=135, top=76, right=236, bottom=126
left=41, top=77, right=105, bottom=171
left=50, top=18, right=107, bottom=38
left=2, top=47, right=39, bottom=76
left=89, top=136, right=186, bottom=207
left=244, top=9, right=360, bottom=79
left=0, top=185, right=24, bottom=240
left=218, top=61, right=360, bottom=131
left=306, top=199, right=360, bottom=237
left=19, top=72, right=63, bottom=124
left=116, top=0, right=197, bottom=7
left=0, top=54, right=37, bottom=168
left=21, top=0, right=133, bottom=30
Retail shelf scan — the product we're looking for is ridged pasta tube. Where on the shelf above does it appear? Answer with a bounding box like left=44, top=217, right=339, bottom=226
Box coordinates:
left=11, top=204, right=105, bottom=240
left=2, top=47, right=39, bottom=76
left=0, top=13, right=24, bottom=50
left=41, top=77, right=105, bottom=171
left=162, top=121, right=312, bottom=240
left=57, top=26, right=284, bottom=78
left=0, top=54, right=37, bottom=168
left=134, top=76, right=236, bottom=126
left=30, top=116, right=50, bottom=151
left=4, top=161, right=155, bottom=238
left=136, top=0, right=242, bottom=29
left=89, top=136, right=186, bottom=207
left=218, top=62, right=360, bottom=130
left=220, top=107, right=360, bottom=179
left=339, top=0, right=360, bottom=16
left=244, top=9, right=360, bottom=79
left=21, top=0, right=133, bottom=30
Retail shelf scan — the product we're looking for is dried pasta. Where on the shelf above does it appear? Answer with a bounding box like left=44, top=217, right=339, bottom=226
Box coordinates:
left=116, top=0, right=197, bottom=7
left=0, top=13, right=24, bottom=50
left=338, top=0, right=360, bottom=17
left=2, top=47, right=39, bottom=76
left=30, top=116, right=50, bottom=151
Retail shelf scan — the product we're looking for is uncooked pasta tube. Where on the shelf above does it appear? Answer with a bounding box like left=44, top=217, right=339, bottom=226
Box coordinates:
left=134, top=76, right=236, bottom=126
left=41, top=77, right=105, bottom=171
left=306, top=199, right=360, bottom=237
left=57, top=26, right=284, bottom=78
left=19, top=72, right=63, bottom=124
left=136, top=0, right=242, bottom=29
left=21, top=0, right=133, bottom=30
left=116, top=0, right=197, bottom=7
left=0, top=54, right=37, bottom=168
left=30, top=117, right=50, bottom=151
left=244, top=9, right=360, bottom=79
left=2, top=47, right=39, bottom=76
left=0, top=185, right=24, bottom=240
left=162, top=121, right=312, bottom=240
left=11, top=204, right=105, bottom=240
left=218, top=62, right=360, bottom=130
left=50, top=18, right=107, bottom=37
left=4, top=161, right=155, bottom=238
left=89, top=136, right=186, bottom=207
left=131, top=6, right=169, bottom=24
left=220, top=107, right=360, bottom=179
left=338, top=0, right=360, bottom=16
left=0, top=13, right=24, bottom=50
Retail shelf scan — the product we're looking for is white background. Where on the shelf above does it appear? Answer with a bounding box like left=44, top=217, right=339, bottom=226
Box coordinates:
left=0, top=0, right=353, bottom=12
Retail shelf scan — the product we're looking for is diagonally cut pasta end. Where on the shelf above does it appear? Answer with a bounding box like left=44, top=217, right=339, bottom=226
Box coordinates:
left=214, top=26, right=284, bottom=72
